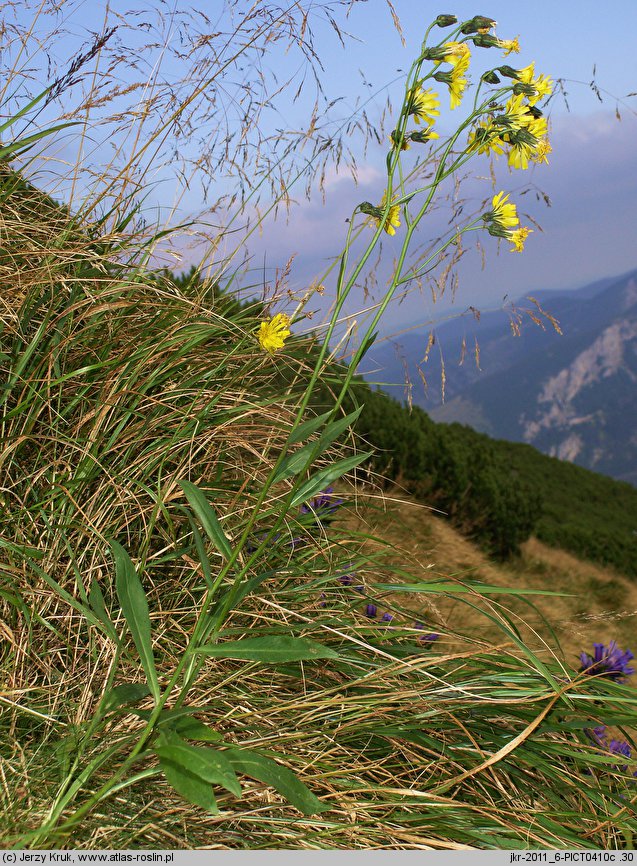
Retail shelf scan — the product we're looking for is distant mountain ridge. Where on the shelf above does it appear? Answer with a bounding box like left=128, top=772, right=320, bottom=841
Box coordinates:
left=363, top=269, right=637, bottom=484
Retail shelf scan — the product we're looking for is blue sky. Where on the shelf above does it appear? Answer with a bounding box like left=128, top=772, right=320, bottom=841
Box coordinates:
left=234, top=1, right=637, bottom=335
left=7, top=1, right=637, bottom=339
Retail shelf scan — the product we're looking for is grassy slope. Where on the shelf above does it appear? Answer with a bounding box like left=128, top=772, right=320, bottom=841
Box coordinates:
left=343, top=484, right=637, bottom=671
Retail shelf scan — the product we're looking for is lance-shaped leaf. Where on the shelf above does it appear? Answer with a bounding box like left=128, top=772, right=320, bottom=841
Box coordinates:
left=178, top=480, right=233, bottom=561
left=275, top=407, right=364, bottom=483
left=195, top=635, right=339, bottom=664
left=288, top=409, right=332, bottom=446
left=290, top=452, right=372, bottom=507
left=103, top=683, right=151, bottom=714
left=111, top=539, right=160, bottom=703
left=160, top=758, right=218, bottom=813
left=223, top=747, right=328, bottom=815
left=154, top=731, right=241, bottom=798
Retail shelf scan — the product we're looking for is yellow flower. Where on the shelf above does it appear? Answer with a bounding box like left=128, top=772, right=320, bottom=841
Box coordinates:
left=507, top=141, right=534, bottom=170
left=258, top=313, right=291, bottom=354
left=390, top=129, right=411, bottom=150
left=532, top=137, right=552, bottom=164
left=510, top=226, right=532, bottom=252
left=490, top=191, right=519, bottom=229
left=468, top=120, right=505, bottom=156
left=518, top=62, right=553, bottom=105
left=527, top=115, right=548, bottom=139
left=449, top=53, right=470, bottom=109
left=407, top=86, right=440, bottom=126
left=501, top=93, right=533, bottom=132
left=378, top=194, right=401, bottom=236
left=442, top=41, right=471, bottom=65
left=498, top=36, right=520, bottom=56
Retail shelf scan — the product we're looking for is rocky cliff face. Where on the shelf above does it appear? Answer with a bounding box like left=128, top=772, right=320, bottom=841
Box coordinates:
left=366, top=270, right=637, bottom=484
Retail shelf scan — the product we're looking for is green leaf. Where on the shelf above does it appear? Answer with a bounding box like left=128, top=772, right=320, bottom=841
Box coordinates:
left=288, top=410, right=332, bottom=446
left=172, top=716, right=223, bottom=743
left=223, top=747, right=327, bottom=815
left=0, top=123, right=79, bottom=160
left=276, top=408, right=364, bottom=484
left=373, top=582, right=571, bottom=596
left=103, top=683, right=151, bottom=713
left=195, top=635, right=339, bottom=663
left=154, top=732, right=241, bottom=798
left=272, top=443, right=315, bottom=484
left=129, top=708, right=221, bottom=743
left=316, top=405, right=363, bottom=451
left=110, top=540, right=160, bottom=702
left=290, top=452, right=372, bottom=507
left=159, top=758, right=218, bottom=813
left=178, top=480, right=233, bottom=561
left=358, top=330, right=378, bottom=357
left=88, top=578, right=118, bottom=641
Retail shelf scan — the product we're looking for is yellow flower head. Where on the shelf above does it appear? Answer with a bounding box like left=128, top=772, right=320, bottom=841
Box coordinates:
left=533, top=137, right=552, bottom=164
left=468, top=120, right=505, bottom=156
left=490, top=191, right=519, bottom=229
left=507, top=141, right=533, bottom=170
left=375, top=193, right=401, bottom=236
left=449, top=53, right=470, bottom=109
left=442, top=41, right=471, bottom=65
left=258, top=313, right=291, bottom=354
left=501, top=93, right=533, bottom=131
left=518, top=62, right=553, bottom=105
left=527, top=115, right=549, bottom=140
left=510, top=226, right=532, bottom=253
left=498, top=36, right=520, bottom=56
left=407, top=86, right=440, bottom=126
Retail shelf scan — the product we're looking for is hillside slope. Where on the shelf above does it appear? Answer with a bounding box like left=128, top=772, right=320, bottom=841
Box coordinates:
left=346, top=486, right=637, bottom=669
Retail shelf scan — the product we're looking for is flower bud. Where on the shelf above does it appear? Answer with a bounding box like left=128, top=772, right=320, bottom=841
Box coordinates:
left=460, top=15, right=497, bottom=34
left=365, top=603, right=377, bottom=618
left=481, top=70, right=501, bottom=84
left=498, top=65, right=520, bottom=79
left=527, top=105, right=544, bottom=119
left=435, top=14, right=458, bottom=27
left=358, top=201, right=381, bottom=218
left=471, top=33, right=500, bottom=48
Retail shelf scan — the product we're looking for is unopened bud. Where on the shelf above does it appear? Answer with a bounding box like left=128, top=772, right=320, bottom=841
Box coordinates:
left=471, top=33, right=500, bottom=48
left=358, top=201, right=380, bottom=218
left=482, top=70, right=501, bottom=84
left=527, top=105, right=544, bottom=119
left=435, top=14, right=458, bottom=27
left=498, top=65, right=520, bottom=79
left=460, top=15, right=496, bottom=34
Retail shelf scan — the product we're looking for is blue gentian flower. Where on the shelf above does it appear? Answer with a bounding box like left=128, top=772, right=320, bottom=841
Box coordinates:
left=365, top=603, right=377, bottom=618
left=300, top=486, right=344, bottom=525
left=579, top=641, right=635, bottom=682
left=381, top=612, right=394, bottom=623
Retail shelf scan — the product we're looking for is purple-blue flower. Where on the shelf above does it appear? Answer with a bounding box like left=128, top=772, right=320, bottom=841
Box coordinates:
left=414, top=621, right=439, bottom=644
left=579, top=641, right=635, bottom=682
left=300, top=486, right=344, bottom=525
left=381, top=612, right=394, bottom=623
left=365, top=603, right=377, bottom=618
